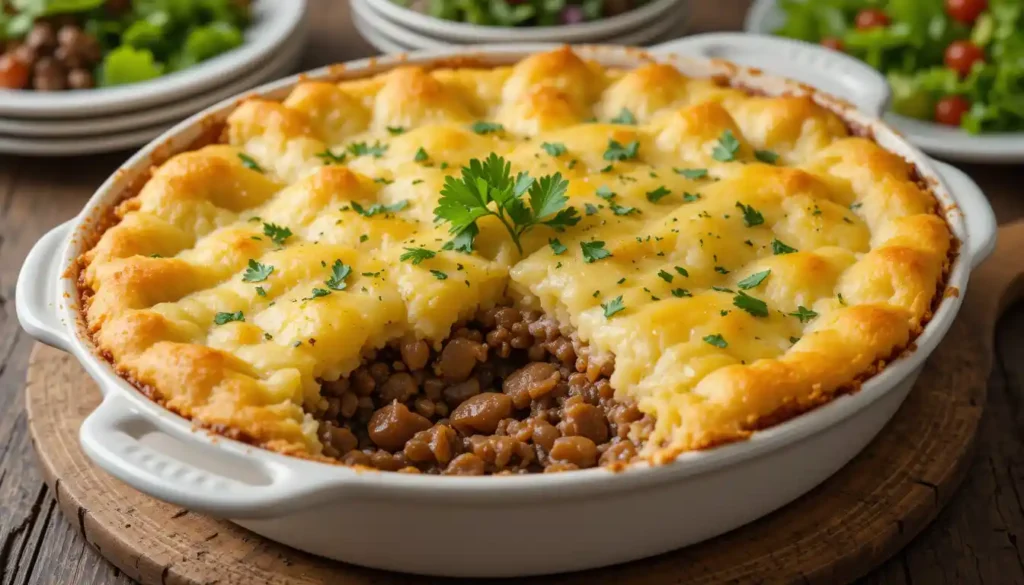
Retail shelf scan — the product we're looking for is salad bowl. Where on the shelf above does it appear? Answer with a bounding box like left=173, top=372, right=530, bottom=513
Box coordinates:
left=17, top=36, right=996, bottom=577
left=745, top=0, right=1024, bottom=164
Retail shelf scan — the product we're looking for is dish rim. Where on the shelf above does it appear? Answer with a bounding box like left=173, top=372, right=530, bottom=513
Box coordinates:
left=37, top=42, right=981, bottom=497
left=743, top=0, right=1024, bottom=164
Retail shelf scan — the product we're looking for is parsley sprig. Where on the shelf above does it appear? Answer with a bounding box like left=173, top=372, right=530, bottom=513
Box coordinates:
left=433, top=153, right=580, bottom=255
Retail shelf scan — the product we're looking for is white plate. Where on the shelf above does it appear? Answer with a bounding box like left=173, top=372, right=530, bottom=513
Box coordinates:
left=0, top=0, right=306, bottom=120
left=354, top=0, right=689, bottom=53
left=745, top=0, right=1024, bottom=164
left=0, top=33, right=305, bottom=156
left=0, top=27, right=308, bottom=139
left=364, top=0, right=686, bottom=43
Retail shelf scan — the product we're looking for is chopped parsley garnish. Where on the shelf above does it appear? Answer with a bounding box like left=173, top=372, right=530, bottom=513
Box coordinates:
left=646, top=186, right=671, bottom=203
left=675, top=266, right=689, bottom=277
left=657, top=269, right=674, bottom=283
left=308, top=288, right=331, bottom=300
left=214, top=311, right=244, bottom=325
left=471, top=121, right=504, bottom=134
left=430, top=270, right=448, bottom=280
left=703, top=334, right=728, bottom=348
left=711, top=130, right=740, bottom=162
left=838, top=293, right=847, bottom=306
left=433, top=153, right=579, bottom=255
left=736, top=202, right=764, bottom=227
left=790, top=336, right=801, bottom=344
left=414, top=147, right=429, bottom=162
left=771, top=239, right=798, bottom=255
left=374, top=177, right=393, bottom=185
left=581, top=240, right=611, bottom=263
left=359, top=234, right=369, bottom=243
left=671, top=288, right=692, bottom=298
left=600, top=164, right=614, bottom=173
left=610, top=202, right=637, bottom=216
left=674, top=167, right=708, bottom=179
left=585, top=203, right=599, bottom=216
left=242, top=259, right=273, bottom=283
left=733, top=291, right=768, bottom=317
left=712, top=285, right=734, bottom=293
left=442, top=225, right=478, bottom=253
left=603, top=139, right=639, bottom=161
left=549, top=238, right=567, bottom=255
left=737, top=269, right=770, bottom=290
left=351, top=200, right=408, bottom=217
left=682, top=192, right=701, bottom=203
left=315, top=149, right=346, bottom=165
left=347, top=141, right=388, bottom=158
left=386, top=126, right=406, bottom=135
left=237, top=153, right=263, bottom=172
left=400, top=247, right=436, bottom=265
left=850, top=202, right=863, bottom=210
left=755, top=149, right=779, bottom=164
left=715, top=266, right=730, bottom=274
left=541, top=142, right=567, bottom=157
left=790, top=306, right=818, bottom=323
left=326, top=259, right=351, bottom=291
left=256, top=286, right=267, bottom=297
left=263, top=222, right=292, bottom=245
left=602, top=296, right=625, bottom=318
left=610, top=108, right=637, bottom=125
left=595, top=185, right=616, bottom=200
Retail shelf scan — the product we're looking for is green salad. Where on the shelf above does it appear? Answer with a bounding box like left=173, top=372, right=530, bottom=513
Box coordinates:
left=392, top=0, right=652, bottom=27
left=774, top=0, right=1024, bottom=133
left=0, top=0, right=251, bottom=91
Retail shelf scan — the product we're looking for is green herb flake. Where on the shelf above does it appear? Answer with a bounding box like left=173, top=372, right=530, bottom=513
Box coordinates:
left=430, top=270, right=448, bottom=281
left=657, top=269, right=674, bottom=283
left=315, top=149, right=346, bottom=165
left=610, top=203, right=637, bottom=216
left=703, top=334, right=728, bottom=348
left=308, top=288, right=331, bottom=300
left=789, top=306, right=818, bottom=323
left=541, top=142, right=567, bottom=157
left=585, top=203, right=599, bottom=216
left=674, top=266, right=689, bottom=277
left=581, top=241, right=611, bottom=263
left=711, top=130, right=740, bottom=162
left=549, top=238, right=567, bottom=255
left=683, top=192, right=701, bottom=203
left=386, top=126, right=406, bottom=135
left=610, top=108, right=637, bottom=125
left=414, top=147, right=429, bottom=162
left=242, top=259, right=273, bottom=283
left=736, top=202, right=764, bottom=227
left=471, top=121, right=504, bottom=134
left=646, top=186, right=672, bottom=203
left=359, top=234, right=369, bottom=243
left=737, top=269, right=770, bottom=290
left=214, top=311, right=244, bottom=325
left=237, top=153, right=263, bottom=172
left=733, top=291, right=768, bottom=317
left=671, top=288, right=691, bottom=298
left=674, top=167, right=708, bottom=179
left=712, top=285, right=734, bottom=293
left=595, top=185, right=616, bottom=200
left=771, top=239, right=798, bottom=255
left=602, top=296, right=626, bottom=318
left=351, top=200, right=409, bottom=217
left=603, top=139, right=640, bottom=162
left=400, top=247, right=436, bottom=265
left=256, top=286, right=267, bottom=297
left=326, top=260, right=352, bottom=291
left=755, top=149, right=779, bottom=164
left=347, top=141, right=388, bottom=158
left=263, top=222, right=292, bottom=245
left=715, top=266, right=730, bottom=274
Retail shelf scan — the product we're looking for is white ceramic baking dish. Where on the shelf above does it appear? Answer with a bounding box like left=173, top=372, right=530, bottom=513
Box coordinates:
left=16, top=35, right=997, bottom=578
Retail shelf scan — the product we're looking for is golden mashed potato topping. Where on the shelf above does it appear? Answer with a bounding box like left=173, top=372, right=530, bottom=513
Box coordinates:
left=80, top=47, right=951, bottom=462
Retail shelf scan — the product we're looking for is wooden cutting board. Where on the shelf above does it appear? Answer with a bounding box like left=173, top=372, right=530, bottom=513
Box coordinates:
left=23, top=223, right=1023, bottom=585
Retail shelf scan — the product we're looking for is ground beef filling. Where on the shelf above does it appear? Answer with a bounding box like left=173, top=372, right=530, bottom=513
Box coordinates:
left=312, top=306, right=654, bottom=475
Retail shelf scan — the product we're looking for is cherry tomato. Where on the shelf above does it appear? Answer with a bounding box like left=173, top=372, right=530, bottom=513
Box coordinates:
left=944, top=40, right=985, bottom=76
left=855, top=9, right=890, bottom=30
left=820, top=37, right=845, bottom=52
left=945, top=0, right=987, bottom=24
left=0, top=53, right=30, bottom=90
left=935, top=96, right=971, bottom=126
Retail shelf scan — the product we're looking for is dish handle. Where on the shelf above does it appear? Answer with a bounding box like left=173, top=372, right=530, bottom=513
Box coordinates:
left=650, top=32, right=891, bottom=117
left=80, top=393, right=348, bottom=519
left=931, top=159, right=997, bottom=269
left=17, top=220, right=74, bottom=352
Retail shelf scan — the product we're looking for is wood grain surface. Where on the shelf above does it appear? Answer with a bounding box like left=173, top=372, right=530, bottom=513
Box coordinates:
left=1, top=1, right=1023, bottom=584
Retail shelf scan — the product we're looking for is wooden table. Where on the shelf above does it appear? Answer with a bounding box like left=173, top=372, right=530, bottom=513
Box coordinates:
left=2, top=2, right=1022, bottom=583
